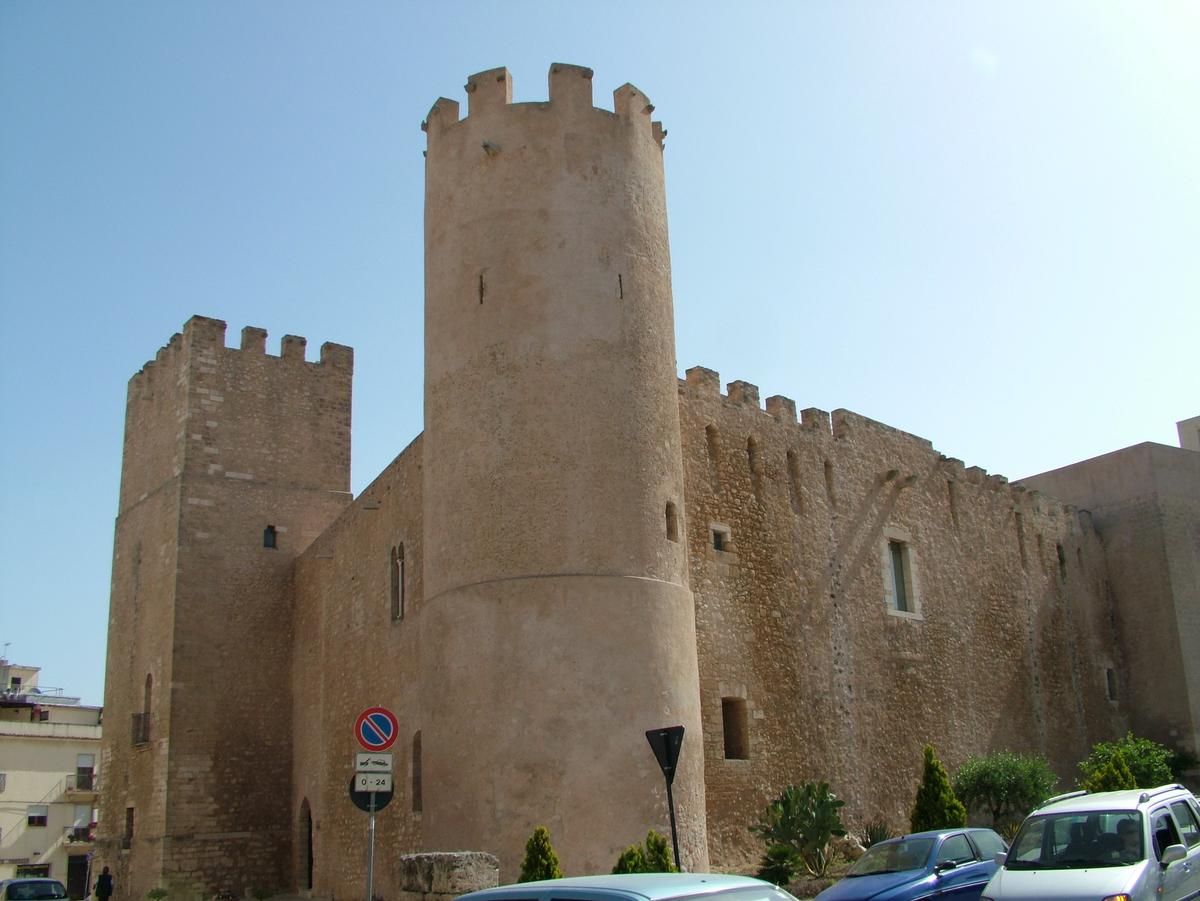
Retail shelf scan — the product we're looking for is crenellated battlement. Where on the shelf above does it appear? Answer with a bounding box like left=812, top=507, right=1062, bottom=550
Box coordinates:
left=679, top=363, right=1082, bottom=513
left=129, top=316, right=352, bottom=391
left=422, top=63, right=665, bottom=147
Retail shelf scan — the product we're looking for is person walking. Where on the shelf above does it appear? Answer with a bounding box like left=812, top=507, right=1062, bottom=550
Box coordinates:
left=94, top=867, right=114, bottom=901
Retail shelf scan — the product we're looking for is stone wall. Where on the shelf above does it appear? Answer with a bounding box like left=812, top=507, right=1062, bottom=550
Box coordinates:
left=678, top=368, right=1126, bottom=868
left=98, top=317, right=353, bottom=901
left=291, top=438, right=425, bottom=901
left=1020, top=442, right=1200, bottom=773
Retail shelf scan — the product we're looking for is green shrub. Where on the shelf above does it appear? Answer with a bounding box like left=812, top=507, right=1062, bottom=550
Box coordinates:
left=611, top=830, right=675, bottom=874
left=750, top=782, right=847, bottom=878
left=910, top=745, right=967, bottom=833
left=518, top=826, right=564, bottom=882
left=952, top=751, right=1058, bottom=828
left=859, top=819, right=894, bottom=849
left=755, top=844, right=802, bottom=886
left=1081, top=748, right=1137, bottom=792
left=1078, top=733, right=1173, bottom=789
left=146, top=890, right=168, bottom=901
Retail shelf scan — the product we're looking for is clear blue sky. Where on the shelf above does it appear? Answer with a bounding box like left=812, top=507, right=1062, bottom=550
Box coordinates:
left=1, top=2, right=1196, bottom=706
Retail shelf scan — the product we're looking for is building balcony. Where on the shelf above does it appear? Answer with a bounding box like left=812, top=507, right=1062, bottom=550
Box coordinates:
left=64, top=772, right=100, bottom=801
left=63, top=824, right=96, bottom=849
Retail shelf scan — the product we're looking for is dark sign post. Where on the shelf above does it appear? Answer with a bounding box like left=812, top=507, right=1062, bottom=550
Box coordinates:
left=645, top=725, right=685, bottom=871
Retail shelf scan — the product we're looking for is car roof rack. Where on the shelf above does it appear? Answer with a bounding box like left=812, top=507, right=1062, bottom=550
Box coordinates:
left=1139, top=784, right=1186, bottom=803
left=1037, top=790, right=1089, bottom=809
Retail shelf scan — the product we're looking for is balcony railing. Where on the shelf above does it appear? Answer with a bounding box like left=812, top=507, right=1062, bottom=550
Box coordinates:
left=64, top=825, right=96, bottom=844
left=65, top=773, right=99, bottom=792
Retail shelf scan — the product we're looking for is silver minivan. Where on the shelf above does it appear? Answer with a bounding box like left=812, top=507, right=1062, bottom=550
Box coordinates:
left=981, top=784, right=1200, bottom=901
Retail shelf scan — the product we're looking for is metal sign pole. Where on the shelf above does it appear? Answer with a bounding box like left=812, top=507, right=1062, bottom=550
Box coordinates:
left=366, top=792, right=376, bottom=901
left=664, top=780, right=681, bottom=872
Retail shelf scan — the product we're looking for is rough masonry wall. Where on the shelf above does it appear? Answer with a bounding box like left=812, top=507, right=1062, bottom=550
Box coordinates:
left=97, top=334, right=191, bottom=901
left=162, top=317, right=352, bottom=898
left=1020, top=443, right=1200, bottom=770
left=678, top=368, right=1127, bottom=869
left=100, top=316, right=353, bottom=901
left=292, top=437, right=424, bottom=901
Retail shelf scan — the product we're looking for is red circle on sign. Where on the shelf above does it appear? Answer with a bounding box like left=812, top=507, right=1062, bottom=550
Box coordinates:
left=355, top=707, right=399, bottom=752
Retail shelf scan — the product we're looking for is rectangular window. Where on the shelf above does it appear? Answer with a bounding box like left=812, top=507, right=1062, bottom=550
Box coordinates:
left=0, top=772, right=6, bottom=792
left=721, top=697, right=749, bottom=760
left=123, top=807, right=134, bottom=849
left=889, top=540, right=910, bottom=612
left=15, top=866, right=50, bottom=878
left=28, top=804, right=49, bottom=827
left=1106, top=668, right=1117, bottom=701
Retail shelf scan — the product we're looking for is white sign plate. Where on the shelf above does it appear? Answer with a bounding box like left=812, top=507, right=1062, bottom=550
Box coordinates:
left=356, top=752, right=394, bottom=773
left=355, top=772, right=393, bottom=793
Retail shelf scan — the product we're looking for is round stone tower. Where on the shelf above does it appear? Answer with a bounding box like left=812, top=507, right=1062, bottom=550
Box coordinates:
left=419, top=64, right=708, bottom=876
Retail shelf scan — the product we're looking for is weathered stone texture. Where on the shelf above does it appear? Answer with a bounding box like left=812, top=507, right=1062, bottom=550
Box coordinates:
left=679, top=376, right=1126, bottom=868
left=98, top=316, right=352, bottom=901
left=1020, top=442, right=1200, bottom=773
left=291, top=437, right=425, bottom=901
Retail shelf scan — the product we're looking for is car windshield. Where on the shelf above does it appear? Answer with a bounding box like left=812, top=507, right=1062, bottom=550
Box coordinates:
left=846, top=838, right=934, bottom=876
left=5, top=883, right=68, bottom=900
left=1006, top=810, right=1144, bottom=869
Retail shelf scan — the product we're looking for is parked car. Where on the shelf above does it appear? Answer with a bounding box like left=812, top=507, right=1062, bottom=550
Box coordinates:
left=0, top=880, right=68, bottom=901
left=457, top=873, right=797, bottom=901
left=812, top=828, right=1006, bottom=901
left=981, top=783, right=1200, bottom=901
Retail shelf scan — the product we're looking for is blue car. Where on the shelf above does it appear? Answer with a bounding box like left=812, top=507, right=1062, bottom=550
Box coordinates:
left=815, top=828, right=1007, bottom=901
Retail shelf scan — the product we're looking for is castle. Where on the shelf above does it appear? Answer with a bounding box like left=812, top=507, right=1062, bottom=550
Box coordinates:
left=95, top=65, right=1199, bottom=901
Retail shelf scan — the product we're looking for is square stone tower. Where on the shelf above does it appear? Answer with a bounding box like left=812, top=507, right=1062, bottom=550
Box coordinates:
left=96, top=316, right=352, bottom=900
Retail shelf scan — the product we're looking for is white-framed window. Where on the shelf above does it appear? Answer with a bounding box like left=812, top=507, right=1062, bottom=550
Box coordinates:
left=882, top=528, right=922, bottom=619
left=27, top=804, right=49, bottom=827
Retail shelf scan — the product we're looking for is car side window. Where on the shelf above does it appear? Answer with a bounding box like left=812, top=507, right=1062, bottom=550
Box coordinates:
left=1169, top=801, right=1200, bottom=848
left=937, top=834, right=975, bottom=865
left=1151, top=808, right=1183, bottom=860
left=969, top=830, right=1006, bottom=859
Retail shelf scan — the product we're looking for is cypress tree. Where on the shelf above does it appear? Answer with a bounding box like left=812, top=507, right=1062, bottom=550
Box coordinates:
left=518, top=826, right=564, bottom=882
left=911, top=744, right=967, bottom=832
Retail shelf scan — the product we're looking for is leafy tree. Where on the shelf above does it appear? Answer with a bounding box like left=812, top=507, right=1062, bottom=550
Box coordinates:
left=518, top=826, right=564, bottom=882
left=910, top=745, right=967, bottom=833
left=1078, top=733, right=1173, bottom=789
left=1081, top=748, right=1136, bottom=792
left=755, top=845, right=802, bottom=886
left=750, top=782, right=847, bottom=877
left=953, top=751, right=1058, bottom=828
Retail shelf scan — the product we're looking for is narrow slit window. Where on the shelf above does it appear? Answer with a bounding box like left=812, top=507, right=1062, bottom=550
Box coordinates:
left=888, top=540, right=911, bottom=613
left=1056, top=543, right=1067, bottom=581
left=1015, top=514, right=1027, bottom=570
left=390, top=544, right=406, bottom=621
left=721, top=697, right=749, bottom=760
left=711, top=525, right=731, bottom=552
left=823, top=459, right=837, bottom=507
left=747, top=436, right=763, bottom=499
left=412, top=731, right=423, bottom=813
left=705, top=425, right=721, bottom=489
left=1106, top=668, right=1117, bottom=701
left=946, top=480, right=959, bottom=528
left=665, top=502, right=679, bottom=542
left=123, top=807, right=134, bottom=849
left=263, top=525, right=277, bottom=549
left=786, top=449, right=802, bottom=514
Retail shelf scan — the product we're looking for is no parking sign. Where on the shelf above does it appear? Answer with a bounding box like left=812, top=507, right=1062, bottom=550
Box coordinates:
left=354, top=706, right=399, bottom=752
